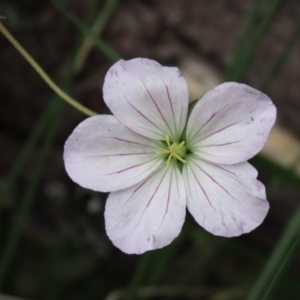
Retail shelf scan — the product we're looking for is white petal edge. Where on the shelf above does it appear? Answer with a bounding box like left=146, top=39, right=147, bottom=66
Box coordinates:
left=186, top=82, right=276, bottom=164
left=183, top=156, right=269, bottom=237
left=105, top=165, right=186, bottom=254
left=103, top=58, right=189, bottom=141
left=64, top=115, right=163, bottom=192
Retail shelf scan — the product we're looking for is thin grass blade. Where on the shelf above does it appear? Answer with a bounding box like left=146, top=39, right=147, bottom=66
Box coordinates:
left=51, top=0, right=121, bottom=62
left=0, top=0, right=119, bottom=289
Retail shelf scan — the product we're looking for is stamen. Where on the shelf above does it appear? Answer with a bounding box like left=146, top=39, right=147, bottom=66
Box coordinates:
left=166, top=154, right=173, bottom=167
left=155, top=148, right=170, bottom=155
left=166, top=135, right=171, bottom=147
left=156, top=135, right=187, bottom=167
left=177, top=140, right=185, bottom=150
left=172, top=153, right=186, bottom=163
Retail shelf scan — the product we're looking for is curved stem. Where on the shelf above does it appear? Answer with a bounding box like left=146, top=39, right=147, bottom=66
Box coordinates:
left=0, top=21, right=97, bottom=117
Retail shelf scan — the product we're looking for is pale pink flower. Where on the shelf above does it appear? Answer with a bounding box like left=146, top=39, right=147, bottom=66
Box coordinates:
left=64, top=58, right=276, bottom=254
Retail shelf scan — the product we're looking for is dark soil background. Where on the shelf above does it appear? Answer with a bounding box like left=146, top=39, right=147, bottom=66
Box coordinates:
left=0, top=0, right=300, bottom=299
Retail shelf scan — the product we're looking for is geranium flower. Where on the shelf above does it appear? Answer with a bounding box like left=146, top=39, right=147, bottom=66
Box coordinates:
left=64, top=58, right=276, bottom=254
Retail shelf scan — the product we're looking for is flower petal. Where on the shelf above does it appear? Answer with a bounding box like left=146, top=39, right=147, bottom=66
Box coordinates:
left=103, top=58, right=188, bottom=141
left=105, top=165, right=186, bottom=254
left=186, top=82, right=276, bottom=164
left=183, top=156, right=269, bottom=237
left=64, top=115, right=163, bottom=192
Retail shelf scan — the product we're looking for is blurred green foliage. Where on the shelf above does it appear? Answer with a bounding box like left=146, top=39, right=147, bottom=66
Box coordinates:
left=1, top=0, right=300, bottom=299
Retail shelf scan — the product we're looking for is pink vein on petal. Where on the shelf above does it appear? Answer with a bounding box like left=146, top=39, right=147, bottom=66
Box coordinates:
left=106, top=137, right=157, bottom=148
left=189, top=161, right=216, bottom=210
left=185, top=164, right=193, bottom=198
left=206, top=162, right=238, bottom=176
left=174, top=166, right=180, bottom=199
left=189, top=105, right=228, bottom=141
left=124, top=168, right=162, bottom=206
left=198, top=140, right=241, bottom=148
left=84, top=152, right=155, bottom=158
left=140, top=77, right=173, bottom=135
left=193, top=121, right=239, bottom=144
left=134, top=168, right=168, bottom=229
left=179, top=102, right=184, bottom=138
left=204, top=162, right=245, bottom=187
left=193, top=115, right=252, bottom=145
left=105, top=157, right=159, bottom=175
left=124, top=96, right=164, bottom=136
left=192, top=150, right=224, bottom=157
left=192, top=160, right=236, bottom=200
left=161, top=77, right=177, bottom=134
left=162, top=167, right=173, bottom=222
left=127, top=122, right=164, bottom=137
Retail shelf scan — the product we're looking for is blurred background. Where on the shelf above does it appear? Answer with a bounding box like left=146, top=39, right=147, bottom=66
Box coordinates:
left=0, top=0, right=300, bottom=299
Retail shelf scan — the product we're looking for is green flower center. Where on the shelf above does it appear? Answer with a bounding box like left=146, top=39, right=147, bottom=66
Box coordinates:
left=156, top=135, right=187, bottom=167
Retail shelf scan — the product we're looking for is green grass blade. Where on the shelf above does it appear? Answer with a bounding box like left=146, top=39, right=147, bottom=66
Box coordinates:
left=246, top=205, right=300, bottom=300
left=144, top=235, right=183, bottom=286
left=226, top=0, right=283, bottom=81
left=252, top=155, right=300, bottom=189
left=0, top=0, right=98, bottom=209
left=0, top=0, right=119, bottom=289
left=124, top=253, right=153, bottom=300
left=74, top=0, right=120, bottom=70
left=260, top=16, right=300, bottom=92
left=0, top=100, right=57, bottom=209
left=224, top=0, right=264, bottom=80
left=51, top=0, right=121, bottom=62
left=250, top=13, right=300, bottom=288
left=123, top=237, right=184, bottom=300
left=0, top=98, right=64, bottom=291
left=261, top=234, right=300, bottom=300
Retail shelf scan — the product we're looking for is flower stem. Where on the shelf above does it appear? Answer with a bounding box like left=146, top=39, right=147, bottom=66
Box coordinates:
left=0, top=21, right=97, bottom=117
